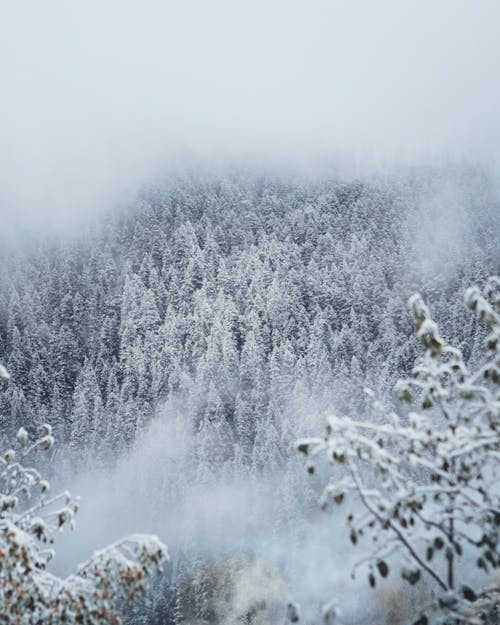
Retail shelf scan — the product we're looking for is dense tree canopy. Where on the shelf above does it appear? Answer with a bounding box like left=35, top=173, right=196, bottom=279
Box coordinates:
left=1, top=173, right=496, bottom=472
left=0, top=172, right=499, bottom=624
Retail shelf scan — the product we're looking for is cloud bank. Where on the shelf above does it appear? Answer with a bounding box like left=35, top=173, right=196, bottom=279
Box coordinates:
left=1, top=1, right=500, bottom=231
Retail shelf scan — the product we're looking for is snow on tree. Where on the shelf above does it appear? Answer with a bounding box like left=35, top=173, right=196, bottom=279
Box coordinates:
left=0, top=174, right=498, bottom=465
left=298, top=277, right=500, bottom=625
left=0, top=416, right=167, bottom=624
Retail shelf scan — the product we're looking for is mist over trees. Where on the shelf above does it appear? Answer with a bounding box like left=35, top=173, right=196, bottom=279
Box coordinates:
left=0, top=171, right=499, bottom=624
left=1, top=172, right=498, bottom=469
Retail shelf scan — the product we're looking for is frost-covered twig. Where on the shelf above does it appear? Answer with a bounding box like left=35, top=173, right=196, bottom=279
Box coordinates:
left=299, top=278, right=500, bottom=625
left=0, top=420, right=168, bottom=625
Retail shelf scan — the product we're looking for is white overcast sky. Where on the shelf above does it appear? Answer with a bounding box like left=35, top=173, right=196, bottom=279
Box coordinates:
left=1, top=1, right=500, bottom=231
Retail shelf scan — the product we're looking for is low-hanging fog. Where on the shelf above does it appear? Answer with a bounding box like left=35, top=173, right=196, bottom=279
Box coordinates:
left=1, top=1, right=500, bottom=234
left=53, top=395, right=475, bottom=625
left=53, top=399, right=358, bottom=624
left=52, top=366, right=484, bottom=625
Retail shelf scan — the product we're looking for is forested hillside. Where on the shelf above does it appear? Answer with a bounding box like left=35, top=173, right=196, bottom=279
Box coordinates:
left=1, top=171, right=500, bottom=624
left=0, top=171, right=497, bottom=471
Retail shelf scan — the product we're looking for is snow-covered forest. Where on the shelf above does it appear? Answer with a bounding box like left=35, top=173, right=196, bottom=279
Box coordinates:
left=1, top=171, right=498, bottom=459
left=1, top=169, right=499, bottom=623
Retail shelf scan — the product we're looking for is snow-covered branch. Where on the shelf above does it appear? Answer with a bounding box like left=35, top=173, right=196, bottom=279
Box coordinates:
left=299, top=278, right=500, bottom=625
left=0, top=419, right=168, bottom=625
